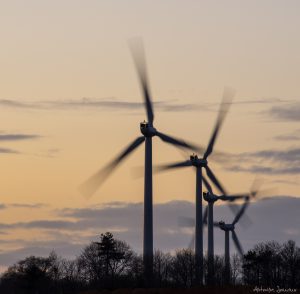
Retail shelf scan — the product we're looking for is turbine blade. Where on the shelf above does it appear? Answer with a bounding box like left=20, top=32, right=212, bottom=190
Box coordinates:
left=220, top=194, right=249, bottom=201
left=156, top=131, right=203, bottom=153
left=248, top=178, right=277, bottom=201
left=250, top=177, right=263, bottom=197
left=178, top=216, right=195, bottom=228
left=232, top=230, right=244, bottom=257
left=155, top=160, right=192, bottom=172
left=79, top=136, right=145, bottom=198
left=129, top=38, right=154, bottom=124
left=232, top=199, right=250, bottom=225
left=203, top=87, right=235, bottom=159
left=205, top=165, right=227, bottom=195
left=228, top=204, right=252, bottom=228
left=188, top=234, right=195, bottom=250
left=202, top=175, right=213, bottom=194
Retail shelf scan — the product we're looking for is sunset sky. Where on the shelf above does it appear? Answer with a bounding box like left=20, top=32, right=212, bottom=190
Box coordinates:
left=0, top=0, right=299, bottom=270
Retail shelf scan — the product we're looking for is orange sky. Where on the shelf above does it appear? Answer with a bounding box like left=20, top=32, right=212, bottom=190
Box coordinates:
left=0, top=0, right=299, bottom=268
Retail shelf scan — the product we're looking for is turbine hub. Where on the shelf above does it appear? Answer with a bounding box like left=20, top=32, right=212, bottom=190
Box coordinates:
left=140, top=121, right=156, bottom=137
left=203, top=191, right=218, bottom=203
left=219, top=221, right=234, bottom=231
left=190, top=154, right=207, bottom=167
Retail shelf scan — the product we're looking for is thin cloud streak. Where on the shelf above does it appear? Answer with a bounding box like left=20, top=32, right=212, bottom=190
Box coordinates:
left=268, top=102, right=300, bottom=121
left=0, top=97, right=291, bottom=113
left=227, top=165, right=300, bottom=175
left=10, top=203, right=47, bottom=209
left=0, top=133, right=41, bottom=141
left=0, top=147, right=19, bottom=154
left=224, top=147, right=300, bottom=175
left=0, top=98, right=202, bottom=112
left=274, top=129, right=300, bottom=141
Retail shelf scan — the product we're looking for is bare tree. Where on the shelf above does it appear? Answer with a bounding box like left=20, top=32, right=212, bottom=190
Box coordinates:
left=170, top=249, right=195, bottom=287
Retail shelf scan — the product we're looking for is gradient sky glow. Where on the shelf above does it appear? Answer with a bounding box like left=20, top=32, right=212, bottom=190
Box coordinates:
left=0, top=0, right=299, bottom=270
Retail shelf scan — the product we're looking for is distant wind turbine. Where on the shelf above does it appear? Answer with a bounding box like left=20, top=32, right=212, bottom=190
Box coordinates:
left=178, top=177, right=249, bottom=284
left=217, top=197, right=250, bottom=284
left=80, top=39, right=202, bottom=284
left=156, top=89, right=235, bottom=284
left=202, top=176, right=251, bottom=284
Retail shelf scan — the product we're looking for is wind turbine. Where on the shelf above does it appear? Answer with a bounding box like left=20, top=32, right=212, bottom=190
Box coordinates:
left=217, top=196, right=250, bottom=285
left=80, top=40, right=202, bottom=283
left=156, top=89, right=235, bottom=284
left=202, top=176, right=251, bottom=285
left=178, top=177, right=249, bottom=284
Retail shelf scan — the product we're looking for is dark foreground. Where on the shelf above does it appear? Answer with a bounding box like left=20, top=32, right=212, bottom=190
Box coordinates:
left=79, top=286, right=299, bottom=294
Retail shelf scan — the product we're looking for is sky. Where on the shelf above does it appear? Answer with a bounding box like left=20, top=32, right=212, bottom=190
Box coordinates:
left=0, top=0, right=299, bottom=270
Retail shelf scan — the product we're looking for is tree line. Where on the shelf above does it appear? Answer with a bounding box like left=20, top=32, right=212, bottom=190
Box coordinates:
left=0, top=232, right=299, bottom=293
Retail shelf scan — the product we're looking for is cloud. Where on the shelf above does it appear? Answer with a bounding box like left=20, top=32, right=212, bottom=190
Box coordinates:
left=0, top=243, right=84, bottom=267
left=242, top=147, right=300, bottom=162
left=9, top=203, right=47, bottom=209
left=227, top=164, right=300, bottom=175
left=274, top=129, right=300, bottom=141
left=0, top=220, right=78, bottom=231
left=0, top=132, right=41, bottom=156
left=270, top=179, right=299, bottom=186
left=0, top=147, right=19, bottom=154
left=232, top=97, right=290, bottom=105
left=0, top=97, right=202, bottom=113
left=0, top=203, right=47, bottom=210
left=268, top=102, right=300, bottom=121
left=0, top=133, right=41, bottom=141
left=0, top=99, right=40, bottom=109
left=0, top=197, right=299, bottom=269
left=0, top=204, right=6, bottom=210
left=225, top=147, right=300, bottom=175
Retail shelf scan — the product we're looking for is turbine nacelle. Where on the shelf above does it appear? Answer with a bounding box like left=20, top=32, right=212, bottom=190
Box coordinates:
left=203, top=191, right=218, bottom=203
left=190, top=154, right=207, bottom=167
left=140, top=121, right=157, bottom=137
left=219, top=221, right=234, bottom=231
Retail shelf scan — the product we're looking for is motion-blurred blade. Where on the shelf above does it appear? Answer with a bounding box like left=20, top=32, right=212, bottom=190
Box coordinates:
left=156, top=131, right=203, bottom=153
left=249, top=177, right=263, bottom=197
left=155, top=160, right=192, bottom=172
left=188, top=235, right=195, bottom=250
left=248, top=178, right=277, bottom=201
left=232, top=199, right=250, bottom=225
left=228, top=204, right=252, bottom=228
left=79, top=136, right=145, bottom=198
left=205, top=165, right=227, bottom=195
left=202, top=175, right=213, bottom=194
left=232, top=230, right=244, bottom=257
left=203, top=87, right=235, bottom=160
left=129, top=38, right=154, bottom=124
left=220, top=194, right=249, bottom=202
left=178, top=216, right=195, bottom=228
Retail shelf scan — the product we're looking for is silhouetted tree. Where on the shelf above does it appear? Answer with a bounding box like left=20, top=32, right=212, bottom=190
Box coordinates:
left=280, top=240, right=300, bottom=288
left=153, top=250, right=173, bottom=287
left=243, top=240, right=300, bottom=288
left=77, top=232, right=135, bottom=288
left=0, top=235, right=299, bottom=292
left=0, top=252, right=60, bottom=294
left=169, top=249, right=195, bottom=287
